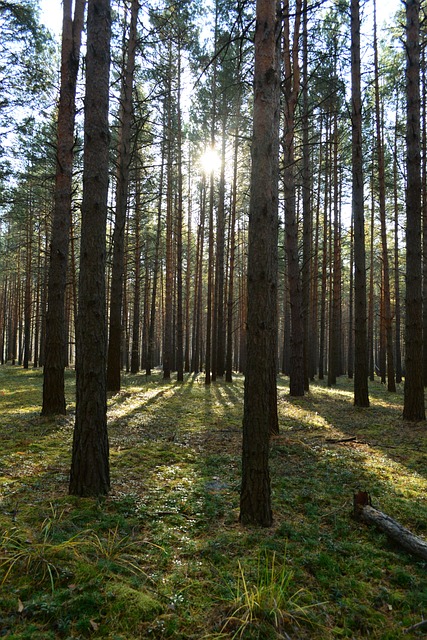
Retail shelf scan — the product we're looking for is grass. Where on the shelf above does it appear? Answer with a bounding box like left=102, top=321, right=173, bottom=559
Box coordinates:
left=0, top=365, right=426, bottom=638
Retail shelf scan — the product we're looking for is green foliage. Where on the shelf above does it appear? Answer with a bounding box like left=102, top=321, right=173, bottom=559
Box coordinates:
left=0, top=367, right=426, bottom=638
left=221, top=550, right=321, bottom=638
left=0, top=0, right=55, bottom=124
left=0, top=524, right=85, bottom=592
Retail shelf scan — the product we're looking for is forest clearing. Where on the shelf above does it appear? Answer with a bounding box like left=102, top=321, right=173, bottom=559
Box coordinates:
left=0, top=365, right=426, bottom=639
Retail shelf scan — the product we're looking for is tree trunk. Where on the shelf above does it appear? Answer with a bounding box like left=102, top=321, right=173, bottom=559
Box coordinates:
left=163, top=69, right=174, bottom=380
left=214, top=112, right=227, bottom=379
left=422, top=44, right=427, bottom=388
left=191, top=181, right=206, bottom=374
left=42, top=0, right=85, bottom=414
left=176, top=41, right=184, bottom=382
left=147, top=147, right=164, bottom=376
left=283, top=0, right=304, bottom=397
left=393, top=102, right=402, bottom=384
left=107, top=0, right=139, bottom=392
left=368, top=180, right=375, bottom=381
left=184, top=174, right=192, bottom=373
left=69, top=0, right=112, bottom=497
left=301, top=0, right=310, bottom=392
left=319, top=118, right=330, bottom=381
left=373, top=0, right=395, bottom=392
left=130, top=168, right=142, bottom=375
left=351, top=0, right=369, bottom=407
left=328, top=114, right=341, bottom=386
left=23, top=203, right=33, bottom=370
left=404, top=0, right=425, bottom=420
left=354, top=492, right=427, bottom=562
left=225, top=92, right=241, bottom=383
left=348, top=214, right=354, bottom=379
left=240, top=0, right=280, bottom=527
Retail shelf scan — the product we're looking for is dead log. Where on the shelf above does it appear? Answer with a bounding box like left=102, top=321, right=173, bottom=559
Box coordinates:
left=353, top=492, right=427, bottom=563
left=404, top=619, right=427, bottom=634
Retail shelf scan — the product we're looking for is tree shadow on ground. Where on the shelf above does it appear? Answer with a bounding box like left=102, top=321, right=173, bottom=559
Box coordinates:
left=277, top=374, right=427, bottom=482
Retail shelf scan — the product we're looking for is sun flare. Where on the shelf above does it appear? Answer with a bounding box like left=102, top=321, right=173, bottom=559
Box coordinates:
left=199, top=147, right=221, bottom=174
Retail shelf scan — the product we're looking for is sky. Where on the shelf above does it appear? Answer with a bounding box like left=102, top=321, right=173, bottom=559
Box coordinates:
left=39, top=0, right=62, bottom=38
left=39, top=0, right=402, bottom=42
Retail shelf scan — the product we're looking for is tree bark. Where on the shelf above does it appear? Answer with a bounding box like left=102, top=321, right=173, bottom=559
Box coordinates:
left=351, top=0, right=369, bottom=407
left=301, top=0, right=310, bottom=392
left=393, top=102, right=402, bottom=384
left=240, top=0, right=280, bottom=527
left=319, top=118, right=330, bottom=381
left=176, top=37, right=184, bottom=382
left=404, top=0, right=425, bottom=420
left=130, top=167, right=142, bottom=374
left=69, top=0, right=111, bottom=497
left=354, top=492, right=427, bottom=562
left=42, top=0, right=85, bottom=414
left=23, top=203, right=33, bottom=370
left=163, top=62, right=174, bottom=380
left=147, top=146, right=164, bottom=376
left=328, top=113, right=341, bottom=386
left=283, top=0, right=304, bottom=397
left=107, top=0, right=139, bottom=392
left=373, top=0, right=395, bottom=392
left=225, top=91, right=241, bottom=383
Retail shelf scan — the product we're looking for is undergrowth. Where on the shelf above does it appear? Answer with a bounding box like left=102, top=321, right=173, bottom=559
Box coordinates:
left=0, top=365, right=426, bottom=638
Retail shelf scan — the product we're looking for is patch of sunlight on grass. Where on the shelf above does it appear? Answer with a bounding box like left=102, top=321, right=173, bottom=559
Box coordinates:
left=360, top=449, right=427, bottom=494
left=368, top=396, right=403, bottom=411
left=278, top=400, right=336, bottom=433
left=314, top=385, right=354, bottom=400
left=108, top=385, right=178, bottom=421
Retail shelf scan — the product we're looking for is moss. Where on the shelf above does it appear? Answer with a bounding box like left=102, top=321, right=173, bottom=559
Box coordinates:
left=1, top=368, right=427, bottom=638
left=106, top=583, right=163, bottom=630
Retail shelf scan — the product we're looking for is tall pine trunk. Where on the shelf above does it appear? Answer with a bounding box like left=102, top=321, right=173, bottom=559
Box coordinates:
left=107, top=0, right=139, bottom=392
left=42, top=0, right=85, bottom=415
left=373, top=0, right=395, bottom=392
left=69, top=0, right=112, bottom=497
left=351, top=0, right=369, bottom=407
left=283, top=0, right=304, bottom=396
left=393, top=102, right=403, bottom=384
left=404, top=0, right=425, bottom=420
left=240, top=0, right=280, bottom=527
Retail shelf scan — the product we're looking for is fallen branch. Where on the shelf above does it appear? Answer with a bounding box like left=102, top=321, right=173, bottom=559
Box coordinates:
left=326, top=436, right=357, bottom=444
left=353, top=492, right=427, bottom=563
left=404, top=619, right=427, bottom=634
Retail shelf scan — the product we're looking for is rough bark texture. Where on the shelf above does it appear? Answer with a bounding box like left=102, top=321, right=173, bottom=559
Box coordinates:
left=393, top=155, right=402, bottom=384
left=69, top=0, right=111, bottom=497
left=351, top=0, right=369, bottom=407
left=283, top=0, right=304, bottom=397
left=225, top=93, right=241, bottom=383
left=328, top=115, right=341, bottom=386
left=301, top=0, right=310, bottom=392
left=106, top=0, right=139, bottom=392
left=130, top=168, right=141, bottom=374
left=42, top=0, right=85, bottom=415
left=239, top=0, right=279, bottom=527
left=373, top=0, right=395, bottom=392
left=354, top=492, right=427, bottom=562
left=176, top=44, right=184, bottom=382
left=163, top=63, right=174, bottom=380
left=147, top=151, right=164, bottom=376
left=404, top=0, right=425, bottom=420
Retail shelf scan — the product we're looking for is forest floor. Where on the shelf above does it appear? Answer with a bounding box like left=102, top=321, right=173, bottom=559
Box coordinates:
left=0, top=366, right=426, bottom=639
